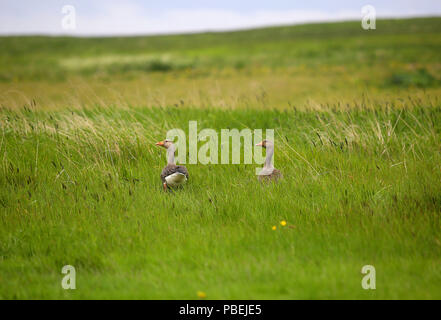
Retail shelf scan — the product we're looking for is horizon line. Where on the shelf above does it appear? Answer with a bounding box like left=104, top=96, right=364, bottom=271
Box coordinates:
left=1, top=14, right=440, bottom=38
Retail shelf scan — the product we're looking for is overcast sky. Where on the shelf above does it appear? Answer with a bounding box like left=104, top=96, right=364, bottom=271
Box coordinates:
left=1, top=0, right=440, bottom=36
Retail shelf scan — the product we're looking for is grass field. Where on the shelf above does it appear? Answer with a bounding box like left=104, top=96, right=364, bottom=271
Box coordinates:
left=1, top=18, right=441, bottom=299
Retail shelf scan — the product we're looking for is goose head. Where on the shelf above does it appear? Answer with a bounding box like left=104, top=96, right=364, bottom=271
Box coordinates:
left=155, top=139, right=174, bottom=149
left=255, top=139, right=273, bottom=149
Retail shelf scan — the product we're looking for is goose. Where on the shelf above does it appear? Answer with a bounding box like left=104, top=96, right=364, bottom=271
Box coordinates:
left=155, top=139, right=189, bottom=190
left=255, top=140, right=282, bottom=181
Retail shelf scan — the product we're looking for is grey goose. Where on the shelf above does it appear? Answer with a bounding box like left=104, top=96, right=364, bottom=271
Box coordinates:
left=155, top=139, right=189, bottom=190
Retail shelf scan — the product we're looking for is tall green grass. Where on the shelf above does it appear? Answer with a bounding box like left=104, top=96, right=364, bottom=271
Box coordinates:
left=1, top=101, right=440, bottom=299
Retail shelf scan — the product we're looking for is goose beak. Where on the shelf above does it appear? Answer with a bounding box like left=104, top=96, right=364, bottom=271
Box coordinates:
left=255, top=142, right=263, bottom=147
left=155, top=141, right=164, bottom=146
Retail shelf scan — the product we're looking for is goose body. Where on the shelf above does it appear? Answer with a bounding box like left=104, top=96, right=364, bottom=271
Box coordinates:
left=156, top=139, right=189, bottom=190
left=258, top=168, right=282, bottom=181
left=256, top=140, right=282, bottom=182
left=161, top=165, right=189, bottom=187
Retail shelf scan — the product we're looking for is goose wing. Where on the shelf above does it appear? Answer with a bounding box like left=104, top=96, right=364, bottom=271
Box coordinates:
left=161, top=164, right=189, bottom=182
left=258, top=168, right=282, bottom=182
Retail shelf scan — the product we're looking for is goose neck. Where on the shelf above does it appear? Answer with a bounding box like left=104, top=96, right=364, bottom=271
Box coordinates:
left=264, top=144, right=274, bottom=169
left=167, top=144, right=176, bottom=165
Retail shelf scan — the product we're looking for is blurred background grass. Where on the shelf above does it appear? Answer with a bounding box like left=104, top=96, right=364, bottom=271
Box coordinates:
left=1, top=18, right=440, bottom=110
